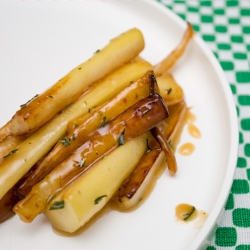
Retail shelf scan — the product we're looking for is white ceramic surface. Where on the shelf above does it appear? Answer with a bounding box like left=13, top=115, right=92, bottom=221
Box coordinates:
left=0, top=1, right=238, bottom=249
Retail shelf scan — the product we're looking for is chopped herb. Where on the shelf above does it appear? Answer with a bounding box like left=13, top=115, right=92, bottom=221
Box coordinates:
left=166, top=88, right=172, bottom=95
left=88, top=108, right=91, bottom=113
left=78, top=67, right=82, bottom=70
left=20, top=94, right=39, bottom=109
left=3, top=148, right=18, bottom=158
left=130, top=80, right=134, bottom=84
left=84, top=101, right=87, bottom=105
left=183, top=206, right=196, bottom=221
left=101, top=116, right=107, bottom=127
left=118, top=198, right=122, bottom=203
left=98, top=111, right=103, bottom=116
left=168, top=140, right=174, bottom=149
left=77, top=158, right=86, bottom=167
left=71, top=134, right=76, bottom=141
left=49, top=200, right=64, bottom=210
left=94, top=195, right=107, bottom=204
left=60, top=138, right=71, bottom=147
left=118, top=129, right=125, bottom=146
left=73, top=124, right=78, bottom=129
left=95, top=151, right=98, bottom=155
left=102, top=155, right=107, bottom=159
left=48, top=95, right=53, bottom=98
left=94, top=49, right=100, bottom=54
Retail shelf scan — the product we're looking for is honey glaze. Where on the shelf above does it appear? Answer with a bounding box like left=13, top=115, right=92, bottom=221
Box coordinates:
left=175, top=203, right=198, bottom=222
left=187, top=123, right=201, bottom=138
left=178, top=143, right=195, bottom=156
left=175, top=203, right=208, bottom=228
left=184, top=109, right=202, bottom=139
left=109, top=154, right=167, bottom=213
left=52, top=204, right=112, bottom=237
left=176, top=108, right=201, bottom=156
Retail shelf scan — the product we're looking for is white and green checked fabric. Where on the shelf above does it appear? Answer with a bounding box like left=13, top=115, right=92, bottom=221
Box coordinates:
left=157, top=0, right=250, bottom=249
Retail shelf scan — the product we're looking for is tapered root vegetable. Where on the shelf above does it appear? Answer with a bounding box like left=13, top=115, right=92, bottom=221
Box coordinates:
left=45, top=133, right=150, bottom=233
left=114, top=102, right=186, bottom=209
left=157, top=75, right=184, bottom=106
left=17, top=70, right=156, bottom=196
left=0, top=185, right=23, bottom=223
left=7, top=28, right=145, bottom=136
left=0, top=122, right=11, bottom=141
left=115, top=148, right=165, bottom=210
left=0, top=135, right=27, bottom=160
left=157, top=100, right=187, bottom=146
left=0, top=61, right=151, bottom=200
left=14, top=94, right=169, bottom=222
left=151, top=127, right=177, bottom=175
left=153, top=23, right=194, bottom=76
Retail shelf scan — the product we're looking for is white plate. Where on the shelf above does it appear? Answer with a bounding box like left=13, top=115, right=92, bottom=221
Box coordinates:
left=0, top=1, right=238, bottom=249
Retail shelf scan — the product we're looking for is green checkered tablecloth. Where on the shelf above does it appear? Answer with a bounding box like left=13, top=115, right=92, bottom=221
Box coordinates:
left=157, top=0, right=250, bottom=249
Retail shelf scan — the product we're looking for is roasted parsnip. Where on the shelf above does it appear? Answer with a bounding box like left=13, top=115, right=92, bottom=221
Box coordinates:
left=14, top=94, right=169, bottom=222
left=151, top=127, right=177, bottom=175
left=0, top=186, right=22, bottom=223
left=157, top=100, right=187, bottom=146
left=157, top=75, right=184, bottom=106
left=153, top=23, right=194, bottom=76
left=114, top=103, right=187, bottom=210
left=115, top=142, right=165, bottom=209
left=45, top=132, right=150, bottom=233
left=18, top=70, right=156, bottom=196
left=3, top=28, right=144, bottom=136
left=0, top=61, right=151, bottom=200
left=0, top=135, right=27, bottom=160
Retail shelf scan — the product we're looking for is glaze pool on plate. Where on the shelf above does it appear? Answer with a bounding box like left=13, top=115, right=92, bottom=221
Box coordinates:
left=0, top=1, right=238, bottom=249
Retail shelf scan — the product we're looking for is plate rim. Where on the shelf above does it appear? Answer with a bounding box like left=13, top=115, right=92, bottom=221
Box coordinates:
left=0, top=1, right=239, bottom=249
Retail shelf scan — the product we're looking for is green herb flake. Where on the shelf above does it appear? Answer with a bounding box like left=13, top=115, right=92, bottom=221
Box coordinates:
left=49, top=200, right=64, bottom=210
left=48, top=95, right=53, bottom=98
left=78, top=67, right=82, bottom=70
left=60, top=138, right=71, bottom=147
left=94, top=195, right=107, bottom=205
left=183, top=206, right=196, bottom=221
left=166, top=88, right=172, bottom=95
left=71, top=134, right=76, bottom=141
left=3, top=148, right=18, bottom=158
left=94, top=49, right=100, bottom=54
left=168, top=140, right=174, bottom=150
left=73, top=124, right=78, bottom=129
left=101, top=116, right=107, bottom=127
left=84, top=101, right=87, bottom=105
left=77, top=158, right=86, bottom=168
left=88, top=108, right=91, bottom=113
left=20, top=94, right=39, bottom=109
left=98, top=111, right=103, bottom=116
left=118, top=129, right=125, bottom=146
left=102, top=155, right=107, bottom=159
